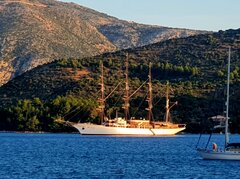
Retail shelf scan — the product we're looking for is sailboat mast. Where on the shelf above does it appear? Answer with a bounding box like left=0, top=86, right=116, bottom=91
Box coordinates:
left=123, top=53, right=130, bottom=120
left=165, top=81, right=170, bottom=123
left=225, top=47, right=231, bottom=147
left=99, top=61, right=105, bottom=124
left=147, top=62, right=153, bottom=122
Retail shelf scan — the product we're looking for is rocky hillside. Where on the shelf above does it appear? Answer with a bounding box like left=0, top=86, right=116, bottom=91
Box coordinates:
left=0, top=0, right=207, bottom=85
left=0, top=0, right=116, bottom=85
left=59, top=1, right=207, bottom=49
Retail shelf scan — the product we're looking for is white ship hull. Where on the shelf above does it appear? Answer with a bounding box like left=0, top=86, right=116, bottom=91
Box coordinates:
left=197, top=149, right=240, bottom=160
left=150, top=127, right=186, bottom=135
left=72, top=123, right=185, bottom=136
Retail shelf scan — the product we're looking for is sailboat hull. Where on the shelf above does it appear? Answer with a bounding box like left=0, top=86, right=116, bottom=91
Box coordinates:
left=72, top=123, right=185, bottom=136
left=197, top=149, right=240, bottom=160
left=151, top=127, right=186, bottom=135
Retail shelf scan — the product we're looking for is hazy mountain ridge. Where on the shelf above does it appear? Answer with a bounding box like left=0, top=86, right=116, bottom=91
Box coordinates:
left=64, top=1, right=207, bottom=49
left=0, top=0, right=207, bottom=85
left=98, top=22, right=205, bottom=49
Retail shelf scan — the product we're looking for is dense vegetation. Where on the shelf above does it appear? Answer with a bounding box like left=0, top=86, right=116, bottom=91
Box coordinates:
left=0, top=29, right=240, bottom=133
left=0, top=96, right=97, bottom=132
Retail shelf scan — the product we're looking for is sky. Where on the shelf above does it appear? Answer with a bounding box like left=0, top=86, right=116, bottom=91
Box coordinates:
left=60, top=0, right=240, bottom=31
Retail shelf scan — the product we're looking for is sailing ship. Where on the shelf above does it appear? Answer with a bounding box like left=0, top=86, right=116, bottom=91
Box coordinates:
left=197, top=48, right=240, bottom=160
left=71, top=55, right=185, bottom=135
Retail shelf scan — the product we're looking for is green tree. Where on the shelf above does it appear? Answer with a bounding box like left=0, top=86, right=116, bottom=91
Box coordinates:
left=217, top=70, right=224, bottom=77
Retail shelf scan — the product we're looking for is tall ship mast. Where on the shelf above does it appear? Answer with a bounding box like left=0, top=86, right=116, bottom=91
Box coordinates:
left=164, top=82, right=178, bottom=123
left=146, top=62, right=153, bottom=123
left=123, top=53, right=130, bottom=121
left=165, top=82, right=170, bottom=123
left=98, top=61, right=105, bottom=124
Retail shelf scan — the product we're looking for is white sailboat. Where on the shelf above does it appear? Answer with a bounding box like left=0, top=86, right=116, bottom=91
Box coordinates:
left=197, top=47, right=240, bottom=160
left=71, top=55, right=185, bottom=135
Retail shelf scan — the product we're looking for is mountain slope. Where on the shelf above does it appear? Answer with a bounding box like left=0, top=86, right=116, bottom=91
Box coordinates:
left=0, top=28, right=240, bottom=132
left=0, top=0, right=116, bottom=85
left=0, top=0, right=207, bottom=85
left=98, top=23, right=205, bottom=49
left=0, top=29, right=239, bottom=106
left=62, top=1, right=207, bottom=49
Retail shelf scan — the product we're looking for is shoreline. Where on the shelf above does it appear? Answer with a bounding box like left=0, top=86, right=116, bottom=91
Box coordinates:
left=0, top=131, right=229, bottom=135
left=0, top=131, right=79, bottom=134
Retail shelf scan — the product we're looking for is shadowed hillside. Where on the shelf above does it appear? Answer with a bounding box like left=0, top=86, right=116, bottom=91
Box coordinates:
left=0, top=29, right=239, bottom=132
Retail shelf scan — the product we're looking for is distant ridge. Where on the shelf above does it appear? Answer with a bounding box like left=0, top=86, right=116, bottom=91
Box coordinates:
left=0, top=0, right=207, bottom=85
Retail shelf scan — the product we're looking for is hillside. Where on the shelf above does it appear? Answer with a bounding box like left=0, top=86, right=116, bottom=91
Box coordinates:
left=0, top=0, right=206, bottom=85
left=0, top=29, right=239, bottom=132
left=0, top=0, right=116, bottom=85
left=58, top=1, right=207, bottom=49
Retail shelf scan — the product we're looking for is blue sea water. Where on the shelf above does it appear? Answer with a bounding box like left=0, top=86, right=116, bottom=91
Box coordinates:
left=0, top=133, right=240, bottom=178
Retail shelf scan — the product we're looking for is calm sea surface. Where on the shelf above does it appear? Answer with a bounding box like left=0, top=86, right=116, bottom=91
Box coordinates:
left=1, top=133, right=240, bottom=178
